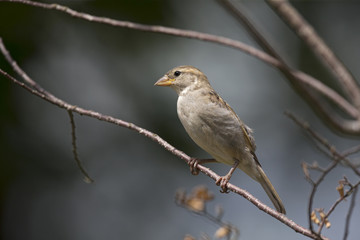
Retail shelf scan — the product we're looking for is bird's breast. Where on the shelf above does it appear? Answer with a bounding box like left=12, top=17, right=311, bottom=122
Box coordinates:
left=176, top=94, right=248, bottom=165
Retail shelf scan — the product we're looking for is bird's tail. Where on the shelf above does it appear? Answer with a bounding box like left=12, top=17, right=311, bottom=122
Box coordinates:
left=256, top=166, right=286, bottom=214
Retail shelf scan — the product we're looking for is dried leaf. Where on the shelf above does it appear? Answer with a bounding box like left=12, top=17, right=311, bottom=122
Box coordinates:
left=336, top=182, right=345, bottom=198
left=214, top=226, right=230, bottom=239
left=318, top=209, right=326, bottom=219
left=186, top=197, right=205, bottom=212
left=325, top=221, right=331, bottom=229
left=317, top=209, right=331, bottom=228
left=192, top=185, right=214, bottom=201
left=311, top=210, right=320, bottom=225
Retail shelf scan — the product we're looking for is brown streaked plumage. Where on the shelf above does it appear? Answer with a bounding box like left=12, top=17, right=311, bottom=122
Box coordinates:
left=155, top=65, right=286, bottom=214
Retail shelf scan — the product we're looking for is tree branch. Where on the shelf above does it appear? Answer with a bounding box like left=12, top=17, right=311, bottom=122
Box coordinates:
left=0, top=38, right=325, bottom=240
left=267, top=0, right=360, bottom=107
left=219, top=0, right=360, bottom=135
left=2, top=0, right=360, bottom=136
left=286, top=111, right=360, bottom=238
left=1, top=1, right=358, bottom=238
left=285, top=111, right=360, bottom=177
left=317, top=181, right=360, bottom=235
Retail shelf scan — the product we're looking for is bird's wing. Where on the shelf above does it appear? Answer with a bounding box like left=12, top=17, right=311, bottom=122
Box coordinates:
left=207, top=89, right=257, bottom=152
left=241, top=124, right=256, bottom=152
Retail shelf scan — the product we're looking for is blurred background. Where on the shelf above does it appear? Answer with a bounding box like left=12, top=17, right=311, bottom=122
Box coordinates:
left=1, top=0, right=360, bottom=239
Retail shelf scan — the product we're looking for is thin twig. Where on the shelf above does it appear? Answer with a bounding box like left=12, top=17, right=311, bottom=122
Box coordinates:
left=285, top=111, right=344, bottom=235
left=285, top=112, right=336, bottom=155
left=0, top=37, right=45, bottom=92
left=317, top=181, right=360, bottom=235
left=342, top=144, right=360, bottom=157
left=308, top=161, right=338, bottom=233
left=67, top=110, right=94, bottom=183
left=219, top=0, right=282, bottom=60
left=286, top=111, right=360, bottom=238
left=285, top=111, right=360, bottom=177
left=343, top=187, right=358, bottom=240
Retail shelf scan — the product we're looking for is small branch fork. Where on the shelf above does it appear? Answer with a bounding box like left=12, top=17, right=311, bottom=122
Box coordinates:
left=0, top=38, right=323, bottom=240
left=286, top=112, right=360, bottom=239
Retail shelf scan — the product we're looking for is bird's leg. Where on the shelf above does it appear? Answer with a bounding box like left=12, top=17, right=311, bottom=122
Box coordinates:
left=188, top=158, right=217, bottom=175
left=216, top=160, right=240, bottom=193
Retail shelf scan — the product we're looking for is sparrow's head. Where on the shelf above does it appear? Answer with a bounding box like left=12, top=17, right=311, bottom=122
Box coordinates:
left=155, top=65, right=210, bottom=95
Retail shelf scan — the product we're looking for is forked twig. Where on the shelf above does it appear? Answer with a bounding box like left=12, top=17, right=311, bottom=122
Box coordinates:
left=317, top=181, right=360, bottom=234
left=286, top=111, right=360, bottom=238
left=285, top=111, right=360, bottom=177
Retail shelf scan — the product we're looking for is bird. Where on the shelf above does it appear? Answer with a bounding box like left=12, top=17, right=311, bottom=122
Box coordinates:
left=154, top=65, right=286, bottom=214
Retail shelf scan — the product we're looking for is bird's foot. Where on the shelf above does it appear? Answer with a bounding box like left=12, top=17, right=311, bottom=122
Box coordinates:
left=188, top=158, right=200, bottom=175
left=215, top=160, right=239, bottom=193
left=216, top=176, right=230, bottom=193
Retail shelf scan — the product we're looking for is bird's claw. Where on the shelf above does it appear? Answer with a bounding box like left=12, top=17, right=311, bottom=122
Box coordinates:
left=189, top=158, right=200, bottom=175
left=216, top=176, right=230, bottom=193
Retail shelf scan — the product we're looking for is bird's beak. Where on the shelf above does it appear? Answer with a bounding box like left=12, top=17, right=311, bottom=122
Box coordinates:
left=154, top=75, right=175, bottom=86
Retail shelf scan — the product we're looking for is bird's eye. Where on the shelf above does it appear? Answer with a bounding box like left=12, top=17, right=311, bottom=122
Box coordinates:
left=174, top=71, right=181, bottom=77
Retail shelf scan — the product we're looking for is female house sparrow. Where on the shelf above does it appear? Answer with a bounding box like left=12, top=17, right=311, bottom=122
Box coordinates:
left=155, top=66, right=286, bottom=214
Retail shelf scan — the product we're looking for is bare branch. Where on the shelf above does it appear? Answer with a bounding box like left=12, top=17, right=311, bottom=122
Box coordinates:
left=286, top=111, right=360, bottom=238
left=317, top=181, right=360, bottom=235
left=342, top=144, right=360, bottom=157
left=285, top=111, right=360, bottom=177
left=219, top=0, right=282, bottom=60
left=0, top=41, right=326, bottom=240
left=0, top=67, right=325, bottom=240
left=267, top=0, right=360, bottom=107
left=285, top=111, right=345, bottom=235
left=0, top=0, right=278, bottom=67
left=308, top=161, right=338, bottom=233
left=218, top=0, right=360, bottom=135
left=1, top=1, right=358, bottom=238
left=343, top=187, right=358, bottom=240
left=2, top=0, right=360, bottom=135
left=292, top=71, right=360, bottom=119
left=0, top=36, right=44, bottom=91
